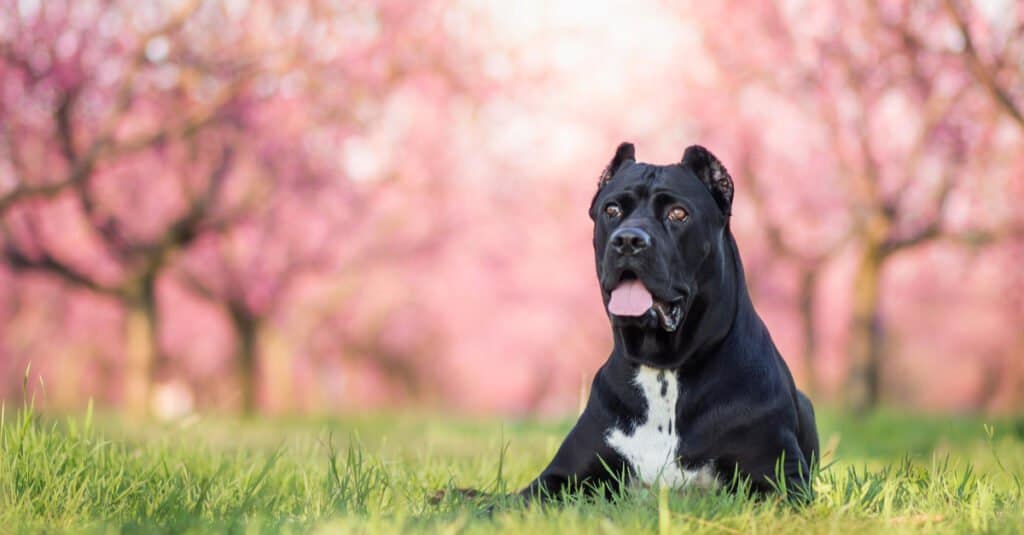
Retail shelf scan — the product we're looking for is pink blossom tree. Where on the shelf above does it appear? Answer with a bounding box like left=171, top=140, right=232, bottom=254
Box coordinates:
left=692, top=0, right=1024, bottom=411
left=1, top=0, right=317, bottom=413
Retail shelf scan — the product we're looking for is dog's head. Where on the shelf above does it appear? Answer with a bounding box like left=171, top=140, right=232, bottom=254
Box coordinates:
left=590, top=142, right=737, bottom=368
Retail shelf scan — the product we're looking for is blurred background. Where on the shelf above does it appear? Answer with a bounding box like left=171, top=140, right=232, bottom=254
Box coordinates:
left=0, top=0, right=1022, bottom=419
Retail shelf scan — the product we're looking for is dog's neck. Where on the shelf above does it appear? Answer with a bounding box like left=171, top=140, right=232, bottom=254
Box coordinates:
left=676, top=228, right=748, bottom=369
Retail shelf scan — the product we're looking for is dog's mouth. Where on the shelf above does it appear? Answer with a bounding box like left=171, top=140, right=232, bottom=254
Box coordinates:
left=606, top=271, right=685, bottom=332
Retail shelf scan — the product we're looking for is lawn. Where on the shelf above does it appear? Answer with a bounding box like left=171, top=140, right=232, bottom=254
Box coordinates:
left=2, top=402, right=1023, bottom=534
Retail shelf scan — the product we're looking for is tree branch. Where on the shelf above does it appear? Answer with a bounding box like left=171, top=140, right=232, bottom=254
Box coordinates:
left=739, top=142, right=850, bottom=265
left=0, top=0, right=204, bottom=215
left=885, top=214, right=1024, bottom=253
left=884, top=83, right=969, bottom=209
left=121, top=144, right=237, bottom=286
left=940, top=225, right=1024, bottom=247
left=883, top=167, right=956, bottom=253
left=1, top=217, right=123, bottom=297
left=4, top=246, right=122, bottom=296
left=175, top=266, right=219, bottom=302
left=942, top=0, right=1024, bottom=129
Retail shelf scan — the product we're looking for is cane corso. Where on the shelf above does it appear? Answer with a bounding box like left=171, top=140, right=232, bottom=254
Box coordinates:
left=520, top=143, right=818, bottom=501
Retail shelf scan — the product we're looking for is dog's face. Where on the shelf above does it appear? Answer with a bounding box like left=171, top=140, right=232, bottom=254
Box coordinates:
left=590, top=143, right=736, bottom=368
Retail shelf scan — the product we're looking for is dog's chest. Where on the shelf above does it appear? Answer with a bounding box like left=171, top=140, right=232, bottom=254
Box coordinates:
left=605, top=366, right=715, bottom=488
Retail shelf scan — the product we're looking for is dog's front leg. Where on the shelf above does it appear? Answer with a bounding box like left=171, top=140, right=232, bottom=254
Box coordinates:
left=743, top=430, right=814, bottom=502
left=519, top=405, right=626, bottom=503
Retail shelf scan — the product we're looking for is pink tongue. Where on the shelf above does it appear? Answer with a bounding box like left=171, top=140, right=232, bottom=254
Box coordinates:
left=608, top=280, right=654, bottom=317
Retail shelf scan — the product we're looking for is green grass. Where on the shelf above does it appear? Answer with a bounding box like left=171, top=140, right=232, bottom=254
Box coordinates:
left=2, top=402, right=1023, bottom=534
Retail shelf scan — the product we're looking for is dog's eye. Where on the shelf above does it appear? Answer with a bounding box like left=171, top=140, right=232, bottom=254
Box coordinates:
left=604, top=203, right=622, bottom=219
left=666, top=205, right=688, bottom=222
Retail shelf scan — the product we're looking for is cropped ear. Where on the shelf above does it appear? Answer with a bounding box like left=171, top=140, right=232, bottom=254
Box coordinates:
left=597, top=142, right=635, bottom=189
left=681, top=145, right=733, bottom=215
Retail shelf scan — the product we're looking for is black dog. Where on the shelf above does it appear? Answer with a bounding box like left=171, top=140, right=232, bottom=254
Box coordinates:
left=520, top=143, right=818, bottom=501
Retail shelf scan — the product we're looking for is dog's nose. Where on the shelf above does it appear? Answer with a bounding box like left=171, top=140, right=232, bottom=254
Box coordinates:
left=610, top=228, right=651, bottom=256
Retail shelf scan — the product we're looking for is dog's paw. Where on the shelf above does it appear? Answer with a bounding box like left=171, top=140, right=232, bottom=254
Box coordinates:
left=427, top=487, right=488, bottom=506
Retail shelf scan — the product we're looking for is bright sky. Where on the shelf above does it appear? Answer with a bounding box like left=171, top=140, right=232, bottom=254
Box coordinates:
left=438, top=0, right=714, bottom=183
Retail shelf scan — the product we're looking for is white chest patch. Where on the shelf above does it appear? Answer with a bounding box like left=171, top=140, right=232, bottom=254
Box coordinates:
left=605, top=366, right=717, bottom=489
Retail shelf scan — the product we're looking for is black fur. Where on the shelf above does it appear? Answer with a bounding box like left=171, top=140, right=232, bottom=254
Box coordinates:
left=521, top=143, right=819, bottom=501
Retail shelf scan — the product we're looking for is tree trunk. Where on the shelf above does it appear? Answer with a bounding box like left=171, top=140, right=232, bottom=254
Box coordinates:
left=123, top=301, right=154, bottom=417
left=797, top=268, right=820, bottom=398
left=231, top=307, right=260, bottom=415
left=261, top=327, right=292, bottom=414
left=846, top=246, right=886, bottom=413
left=122, top=272, right=160, bottom=417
